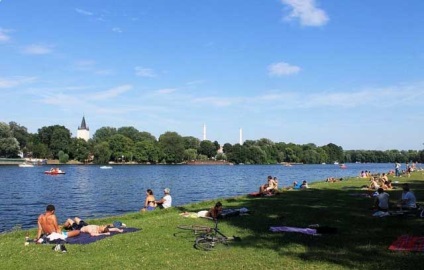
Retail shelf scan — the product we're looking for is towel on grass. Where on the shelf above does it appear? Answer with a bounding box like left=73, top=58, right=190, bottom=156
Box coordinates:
left=270, top=226, right=318, bottom=235
left=66, top=228, right=140, bottom=245
left=389, top=235, right=424, bottom=251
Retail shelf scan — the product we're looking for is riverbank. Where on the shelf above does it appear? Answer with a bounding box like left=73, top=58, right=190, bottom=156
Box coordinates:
left=1, top=171, right=423, bottom=269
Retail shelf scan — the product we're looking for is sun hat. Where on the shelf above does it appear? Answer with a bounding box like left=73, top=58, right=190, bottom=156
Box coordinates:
left=164, top=188, right=170, bottom=193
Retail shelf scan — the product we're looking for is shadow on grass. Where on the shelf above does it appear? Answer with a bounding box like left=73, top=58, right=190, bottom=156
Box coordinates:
left=200, top=176, right=424, bottom=269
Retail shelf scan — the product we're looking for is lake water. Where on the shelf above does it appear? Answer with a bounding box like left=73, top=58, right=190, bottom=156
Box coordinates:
left=0, top=163, right=398, bottom=233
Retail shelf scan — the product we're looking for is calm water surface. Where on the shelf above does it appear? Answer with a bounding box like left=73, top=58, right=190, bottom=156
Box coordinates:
left=0, top=163, right=397, bottom=232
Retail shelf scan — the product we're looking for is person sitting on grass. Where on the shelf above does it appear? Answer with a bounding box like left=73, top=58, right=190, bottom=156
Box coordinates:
left=141, top=189, right=156, bottom=212
left=397, top=183, right=417, bottom=210
left=259, top=176, right=273, bottom=194
left=374, top=188, right=390, bottom=212
left=155, top=188, right=172, bottom=209
left=36, top=204, right=80, bottom=242
left=300, top=180, right=309, bottom=189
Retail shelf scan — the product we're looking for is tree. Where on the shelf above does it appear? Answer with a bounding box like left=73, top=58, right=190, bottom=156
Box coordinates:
left=158, top=132, right=185, bottom=163
left=222, top=143, right=233, bottom=154
left=37, top=125, right=72, bottom=158
left=92, top=127, right=117, bottom=142
left=183, top=136, right=200, bottom=150
left=0, top=122, right=12, bottom=138
left=118, top=126, right=142, bottom=142
left=93, top=142, right=112, bottom=164
left=0, top=137, right=20, bottom=157
left=9, top=121, right=30, bottom=150
left=58, top=150, right=69, bottom=163
left=0, top=122, right=20, bottom=157
left=183, top=149, right=197, bottom=161
left=108, top=134, right=134, bottom=162
left=134, top=140, right=160, bottom=163
left=69, top=138, right=90, bottom=162
left=198, top=140, right=217, bottom=158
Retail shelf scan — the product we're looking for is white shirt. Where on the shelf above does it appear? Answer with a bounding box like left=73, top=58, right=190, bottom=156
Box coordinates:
left=377, top=192, right=389, bottom=209
left=162, top=194, right=172, bottom=208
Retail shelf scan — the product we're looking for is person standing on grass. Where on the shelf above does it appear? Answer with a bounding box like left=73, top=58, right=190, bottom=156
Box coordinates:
left=155, top=188, right=172, bottom=209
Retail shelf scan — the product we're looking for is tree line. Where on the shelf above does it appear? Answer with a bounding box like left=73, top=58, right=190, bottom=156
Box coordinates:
left=1, top=121, right=423, bottom=165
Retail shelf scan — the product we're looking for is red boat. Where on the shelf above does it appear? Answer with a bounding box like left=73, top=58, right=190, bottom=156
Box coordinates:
left=44, top=169, right=66, bottom=175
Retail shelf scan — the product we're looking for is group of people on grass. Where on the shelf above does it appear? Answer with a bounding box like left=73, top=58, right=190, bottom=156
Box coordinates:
left=373, top=183, right=417, bottom=212
left=35, top=204, right=126, bottom=251
left=258, top=175, right=279, bottom=194
left=365, top=173, right=394, bottom=191
left=141, top=188, right=173, bottom=212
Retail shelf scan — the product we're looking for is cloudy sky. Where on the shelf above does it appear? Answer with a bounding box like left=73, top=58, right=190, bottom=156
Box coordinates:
left=1, top=0, right=423, bottom=150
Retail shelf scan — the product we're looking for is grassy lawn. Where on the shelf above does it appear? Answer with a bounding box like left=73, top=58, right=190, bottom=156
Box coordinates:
left=2, top=171, right=424, bottom=270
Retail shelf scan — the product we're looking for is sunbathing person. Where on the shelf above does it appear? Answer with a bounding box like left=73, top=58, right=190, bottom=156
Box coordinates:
left=36, top=204, right=80, bottom=243
left=259, top=176, right=273, bottom=194
left=141, top=189, right=156, bottom=212
left=63, top=217, right=123, bottom=236
left=197, top=202, right=223, bottom=219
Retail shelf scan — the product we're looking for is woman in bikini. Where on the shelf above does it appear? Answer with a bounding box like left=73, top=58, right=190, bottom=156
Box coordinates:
left=141, top=189, right=156, bottom=212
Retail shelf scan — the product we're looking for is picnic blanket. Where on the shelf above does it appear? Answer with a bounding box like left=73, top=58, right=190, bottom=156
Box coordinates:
left=270, top=226, right=338, bottom=235
left=66, top=228, right=140, bottom=245
left=389, top=235, right=424, bottom=251
left=179, top=208, right=250, bottom=219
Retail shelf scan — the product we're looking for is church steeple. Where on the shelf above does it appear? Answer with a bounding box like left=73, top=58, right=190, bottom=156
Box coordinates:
left=78, top=116, right=89, bottom=130
left=77, top=116, right=90, bottom=141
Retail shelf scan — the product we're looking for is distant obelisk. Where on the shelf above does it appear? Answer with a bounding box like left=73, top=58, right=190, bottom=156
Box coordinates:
left=203, top=124, right=207, bottom=141
left=239, top=128, right=243, bottom=145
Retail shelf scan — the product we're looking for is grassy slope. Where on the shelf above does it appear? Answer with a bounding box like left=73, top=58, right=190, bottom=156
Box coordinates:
left=2, top=172, right=424, bottom=270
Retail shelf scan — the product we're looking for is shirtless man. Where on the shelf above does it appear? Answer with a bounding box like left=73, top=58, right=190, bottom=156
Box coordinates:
left=36, top=204, right=80, bottom=242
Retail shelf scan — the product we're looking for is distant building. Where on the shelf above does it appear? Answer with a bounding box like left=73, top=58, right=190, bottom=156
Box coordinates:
left=77, top=116, right=89, bottom=141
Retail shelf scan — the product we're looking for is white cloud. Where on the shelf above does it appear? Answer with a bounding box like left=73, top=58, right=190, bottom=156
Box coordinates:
left=191, top=97, right=233, bottom=107
left=21, top=44, right=53, bottom=55
left=281, top=0, right=329, bottom=26
left=75, top=8, right=93, bottom=16
left=89, top=84, right=133, bottom=100
left=268, top=62, right=301, bottom=76
left=112, top=27, right=123, bottom=33
left=0, top=76, right=37, bottom=88
left=156, top=88, right=177, bottom=95
left=135, top=67, right=156, bottom=77
left=0, top=28, right=11, bottom=42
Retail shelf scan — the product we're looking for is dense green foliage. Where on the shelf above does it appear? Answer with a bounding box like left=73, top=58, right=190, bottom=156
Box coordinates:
left=2, top=172, right=424, bottom=269
left=0, top=121, right=423, bottom=165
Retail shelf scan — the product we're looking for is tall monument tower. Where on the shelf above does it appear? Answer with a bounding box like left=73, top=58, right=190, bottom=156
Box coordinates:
left=77, top=116, right=90, bottom=141
left=239, top=128, right=243, bottom=145
left=203, top=124, right=207, bottom=141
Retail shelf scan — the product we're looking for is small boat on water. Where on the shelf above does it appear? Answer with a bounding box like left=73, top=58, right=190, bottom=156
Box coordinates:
left=339, top=164, right=347, bottom=169
left=44, top=168, right=65, bottom=175
left=100, top=166, right=113, bottom=169
left=19, top=163, right=34, bottom=168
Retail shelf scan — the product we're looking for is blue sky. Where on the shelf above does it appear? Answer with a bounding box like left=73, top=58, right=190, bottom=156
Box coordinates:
left=1, top=0, right=423, bottom=150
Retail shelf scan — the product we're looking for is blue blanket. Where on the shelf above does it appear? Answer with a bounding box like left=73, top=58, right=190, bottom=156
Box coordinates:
left=66, top=228, right=141, bottom=245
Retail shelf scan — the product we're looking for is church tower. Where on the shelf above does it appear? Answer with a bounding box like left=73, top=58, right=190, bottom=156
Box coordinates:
left=77, top=116, right=90, bottom=141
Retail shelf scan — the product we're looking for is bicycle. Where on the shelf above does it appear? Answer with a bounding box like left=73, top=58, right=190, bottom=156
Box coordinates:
left=194, top=219, right=241, bottom=251
left=176, top=224, right=212, bottom=235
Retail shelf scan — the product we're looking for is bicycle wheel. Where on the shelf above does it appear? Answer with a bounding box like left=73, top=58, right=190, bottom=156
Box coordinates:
left=195, top=236, right=215, bottom=251
left=177, top=225, right=211, bottom=234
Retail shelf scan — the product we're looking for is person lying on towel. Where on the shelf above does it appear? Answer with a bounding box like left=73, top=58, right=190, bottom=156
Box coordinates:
left=63, top=217, right=123, bottom=236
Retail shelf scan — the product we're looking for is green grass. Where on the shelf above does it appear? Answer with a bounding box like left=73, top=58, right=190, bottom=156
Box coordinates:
left=2, top=172, right=424, bottom=270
